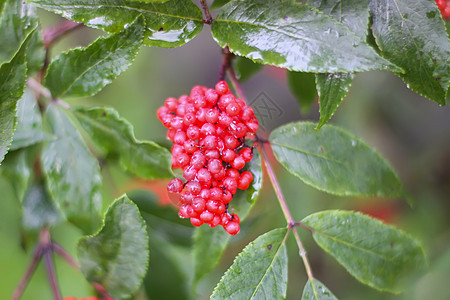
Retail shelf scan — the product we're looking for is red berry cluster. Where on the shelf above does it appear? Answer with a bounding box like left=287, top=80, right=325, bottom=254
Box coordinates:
left=157, top=81, right=258, bottom=235
left=437, top=0, right=450, bottom=19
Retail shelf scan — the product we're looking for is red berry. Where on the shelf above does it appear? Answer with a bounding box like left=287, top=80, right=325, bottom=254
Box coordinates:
left=191, top=197, right=206, bottom=212
left=223, top=177, right=238, bottom=194
left=208, top=159, right=223, bottom=174
left=239, top=148, right=253, bottom=162
left=210, top=215, right=221, bottom=227
left=176, top=153, right=190, bottom=168
left=226, top=102, right=241, bottom=116
left=225, top=221, right=240, bottom=235
left=222, top=148, right=236, bottom=163
left=205, top=88, right=219, bottom=105
left=191, top=217, right=203, bottom=227
left=167, top=178, right=183, bottom=193
left=200, top=210, right=214, bottom=223
left=215, top=80, right=229, bottom=95
left=231, top=155, right=246, bottom=170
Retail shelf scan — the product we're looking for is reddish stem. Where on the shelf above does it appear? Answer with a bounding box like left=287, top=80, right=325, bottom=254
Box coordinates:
left=51, top=243, right=79, bottom=270
left=200, top=0, right=213, bottom=24
left=43, top=20, right=83, bottom=48
left=11, top=247, right=43, bottom=300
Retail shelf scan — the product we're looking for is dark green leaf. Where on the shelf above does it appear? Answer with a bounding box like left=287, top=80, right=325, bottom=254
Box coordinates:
left=302, top=278, right=337, bottom=300
left=211, top=0, right=231, bottom=10
left=0, top=29, right=32, bottom=164
left=316, top=72, right=354, bottom=128
left=370, top=0, right=450, bottom=105
left=211, top=228, right=289, bottom=299
left=129, top=189, right=193, bottom=247
left=1, top=148, right=35, bottom=202
left=212, top=0, right=397, bottom=73
left=22, top=182, right=60, bottom=230
left=77, top=195, right=149, bottom=299
left=41, top=104, right=102, bottom=234
left=0, top=0, right=39, bottom=65
left=30, top=0, right=204, bottom=48
left=73, top=106, right=173, bottom=179
left=287, top=71, right=317, bottom=113
left=234, top=56, right=263, bottom=82
left=307, top=0, right=369, bottom=39
left=306, top=0, right=366, bottom=126
left=45, top=16, right=145, bottom=98
left=193, top=148, right=262, bottom=284
left=269, top=122, right=406, bottom=198
left=10, top=88, right=51, bottom=151
left=144, top=237, right=188, bottom=300
left=302, top=210, right=426, bottom=293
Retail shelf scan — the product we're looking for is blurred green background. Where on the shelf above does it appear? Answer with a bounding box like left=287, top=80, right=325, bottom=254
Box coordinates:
left=1, top=7, right=449, bottom=300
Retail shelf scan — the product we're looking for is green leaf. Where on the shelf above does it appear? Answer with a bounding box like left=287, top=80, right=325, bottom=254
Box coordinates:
left=22, top=182, right=61, bottom=230
left=212, top=0, right=398, bottom=73
left=0, top=29, right=31, bottom=164
left=307, top=0, right=370, bottom=40
left=10, top=88, right=51, bottom=151
left=30, top=0, right=204, bottom=48
left=302, top=278, right=337, bottom=300
left=234, top=56, right=263, bottom=82
left=306, top=1, right=366, bottom=126
left=144, top=237, right=188, bottom=300
left=316, top=72, right=354, bottom=128
left=269, top=122, right=405, bottom=198
left=73, top=106, right=173, bottom=179
left=193, top=148, right=262, bottom=284
left=41, top=104, right=102, bottom=234
left=44, top=16, right=145, bottom=98
left=302, top=210, right=426, bottom=293
left=211, top=228, right=289, bottom=299
left=129, top=190, right=193, bottom=247
left=370, top=0, right=450, bottom=105
left=77, top=195, right=149, bottom=299
left=1, top=148, right=35, bottom=202
left=287, top=71, right=317, bottom=113
left=0, top=0, right=39, bottom=65
left=211, top=0, right=231, bottom=10
left=25, top=24, right=45, bottom=75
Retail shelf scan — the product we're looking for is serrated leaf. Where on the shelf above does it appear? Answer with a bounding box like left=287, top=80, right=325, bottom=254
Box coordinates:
left=302, top=210, right=426, bottom=293
left=0, top=0, right=39, bottom=65
left=211, top=0, right=231, bottom=10
left=22, top=182, right=61, bottom=230
left=316, top=72, right=354, bottom=128
left=26, top=24, right=45, bottom=75
left=78, top=195, right=149, bottom=299
left=211, top=228, right=289, bottom=300
left=45, top=16, right=144, bottom=98
left=307, top=0, right=370, bottom=40
left=269, top=122, right=405, bottom=198
left=234, top=56, right=263, bottom=82
left=1, top=148, right=35, bottom=202
left=193, top=148, right=262, bottom=284
left=306, top=0, right=366, bottom=126
left=73, top=106, right=172, bottom=179
left=370, top=0, right=450, bottom=105
left=287, top=71, right=317, bottom=113
left=302, top=278, right=337, bottom=300
left=212, top=0, right=397, bottom=73
left=30, top=0, right=204, bottom=48
left=41, top=104, right=102, bottom=234
left=0, top=29, right=32, bottom=164
left=10, top=88, right=52, bottom=151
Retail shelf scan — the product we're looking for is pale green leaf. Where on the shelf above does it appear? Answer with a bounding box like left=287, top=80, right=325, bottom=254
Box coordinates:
left=302, top=210, right=426, bottom=293
left=302, top=278, right=337, bottom=300
left=73, top=106, right=173, bottom=179
left=269, top=122, right=406, bottom=198
left=41, top=104, right=102, bottom=233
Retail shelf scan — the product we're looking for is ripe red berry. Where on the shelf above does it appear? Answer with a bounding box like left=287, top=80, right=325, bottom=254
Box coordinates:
left=239, top=148, right=253, bottom=162
left=191, top=217, right=203, bottom=227
left=167, top=178, right=183, bottom=194
left=215, top=80, right=229, bottom=95
left=225, top=221, right=240, bottom=235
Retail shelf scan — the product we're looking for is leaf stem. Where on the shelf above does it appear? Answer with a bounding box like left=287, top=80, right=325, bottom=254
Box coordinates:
left=51, top=243, right=80, bottom=270
left=200, top=0, right=213, bottom=25
left=43, top=20, right=84, bottom=49
left=26, top=78, right=71, bottom=109
left=43, top=248, right=62, bottom=300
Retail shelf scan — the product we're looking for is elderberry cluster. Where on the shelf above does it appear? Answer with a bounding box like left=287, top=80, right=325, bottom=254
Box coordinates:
left=436, top=0, right=450, bottom=19
left=157, top=81, right=258, bottom=235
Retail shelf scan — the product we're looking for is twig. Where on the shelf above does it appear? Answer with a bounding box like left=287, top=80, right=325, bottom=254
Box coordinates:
left=43, top=20, right=84, bottom=48
left=224, top=54, right=315, bottom=281
left=200, top=0, right=213, bottom=24
left=11, top=247, right=43, bottom=300
left=26, top=78, right=71, bottom=110
left=44, top=249, right=62, bottom=300
left=258, top=141, right=314, bottom=280
left=51, top=243, right=80, bottom=270
left=219, top=47, right=232, bottom=81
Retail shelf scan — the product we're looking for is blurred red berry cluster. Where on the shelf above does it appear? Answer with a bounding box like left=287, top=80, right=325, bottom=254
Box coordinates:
left=157, top=81, right=259, bottom=235
left=436, top=0, right=450, bottom=19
